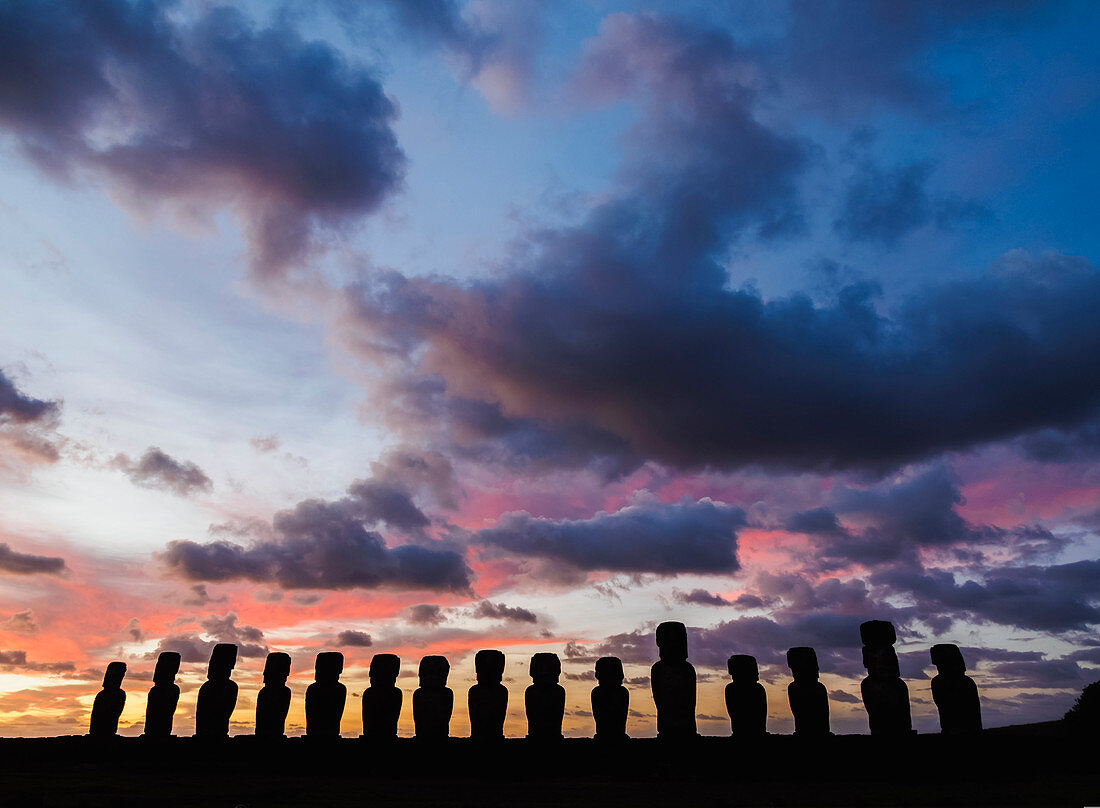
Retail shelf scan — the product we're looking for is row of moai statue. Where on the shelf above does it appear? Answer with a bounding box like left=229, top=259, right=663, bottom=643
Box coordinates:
left=88, top=620, right=981, bottom=740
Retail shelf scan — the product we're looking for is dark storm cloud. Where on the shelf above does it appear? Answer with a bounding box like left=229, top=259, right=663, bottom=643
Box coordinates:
left=0, top=0, right=404, bottom=280
left=1016, top=419, right=1100, bottom=462
left=149, top=613, right=267, bottom=661
left=345, top=478, right=430, bottom=533
left=474, top=499, right=746, bottom=575
left=0, top=650, right=76, bottom=674
left=0, top=370, right=58, bottom=424
left=111, top=447, right=212, bottom=497
left=0, top=543, right=67, bottom=576
left=675, top=589, right=734, bottom=607
left=336, top=629, right=374, bottom=647
left=405, top=604, right=446, bottom=625
left=470, top=600, right=537, bottom=624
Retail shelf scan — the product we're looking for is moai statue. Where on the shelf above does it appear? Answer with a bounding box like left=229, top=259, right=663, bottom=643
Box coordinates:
left=859, top=620, right=912, bottom=736
left=195, top=643, right=238, bottom=739
left=930, top=644, right=982, bottom=734
left=468, top=649, right=508, bottom=741
left=363, top=653, right=403, bottom=741
left=305, top=651, right=346, bottom=739
left=786, top=646, right=830, bottom=737
left=725, top=654, right=766, bottom=737
left=591, top=656, right=629, bottom=741
left=89, top=661, right=127, bottom=737
left=144, top=652, right=181, bottom=738
left=525, top=652, right=565, bottom=741
left=651, top=621, right=697, bottom=739
left=255, top=652, right=292, bottom=739
left=413, top=655, right=453, bottom=740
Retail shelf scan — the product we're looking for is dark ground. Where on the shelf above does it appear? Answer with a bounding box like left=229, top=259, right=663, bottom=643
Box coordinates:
left=0, top=725, right=1095, bottom=808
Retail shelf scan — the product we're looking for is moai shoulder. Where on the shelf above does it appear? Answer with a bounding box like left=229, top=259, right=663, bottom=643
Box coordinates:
left=413, top=655, right=453, bottom=740
left=145, top=651, right=181, bottom=739
left=591, top=656, right=629, bottom=742
left=89, top=661, right=127, bottom=737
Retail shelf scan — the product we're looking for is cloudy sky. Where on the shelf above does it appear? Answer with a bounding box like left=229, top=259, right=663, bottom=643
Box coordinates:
left=1, top=0, right=1099, bottom=737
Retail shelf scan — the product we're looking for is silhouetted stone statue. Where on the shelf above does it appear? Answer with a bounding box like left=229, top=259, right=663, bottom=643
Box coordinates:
left=786, top=646, right=830, bottom=736
left=591, top=656, right=628, bottom=741
left=651, top=621, right=697, bottom=739
left=89, top=661, right=126, bottom=737
left=725, top=654, right=766, bottom=737
left=255, top=651, right=292, bottom=739
left=363, top=653, right=402, bottom=740
left=930, top=644, right=982, bottom=734
left=305, top=651, right=345, bottom=739
left=144, top=652, right=180, bottom=738
left=859, top=620, right=912, bottom=737
left=525, top=652, right=565, bottom=741
left=413, top=655, right=453, bottom=740
left=468, top=649, right=508, bottom=742
left=195, top=643, right=238, bottom=740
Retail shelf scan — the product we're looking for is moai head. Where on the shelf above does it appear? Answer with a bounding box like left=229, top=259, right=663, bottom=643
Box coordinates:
left=263, top=652, right=291, bottom=687
left=102, top=661, right=127, bottom=690
left=418, top=655, right=450, bottom=688
left=315, top=651, right=344, bottom=683
left=727, top=654, right=758, bottom=683
left=930, top=643, right=966, bottom=676
left=595, top=656, right=624, bottom=686
left=474, top=649, right=506, bottom=684
left=863, top=644, right=900, bottom=679
left=153, top=652, right=181, bottom=686
left=530, top=653, right=561, bottom=685
left=786, top=646, right=819, bottom=681
left=655, top=621, right=688, bottom=662
left=369, top=653, right=401, bottom=687
left=859, top=620, right=897, bottom=647
left=207, top=643, right=238, bottom=680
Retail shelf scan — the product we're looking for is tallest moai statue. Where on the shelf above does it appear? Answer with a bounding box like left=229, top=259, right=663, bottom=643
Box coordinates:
left=859, top=620, right=912, bottom=737
left=651, top=621, right=697, bottom=739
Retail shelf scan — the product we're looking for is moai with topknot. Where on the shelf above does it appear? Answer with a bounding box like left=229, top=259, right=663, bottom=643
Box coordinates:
left=651, top=621, right=697, bottom=739
left=363, top=653, right=403, bottom=741
left=930, top=644, right=982, bottom=734
left=725, top=654, right=767, bottom=737
left=786, top=646, right=830, bottom=737
left=468, top=649, right=508, bottom=741
left=255, top=652, right=292, bottom=739
left=859, top=620, right=912, bottom=736
left=413, top=655, right=453, bottom=740
left=89, top=661, right=127, bottom=737
left=144, top=652, right=180, bottom=738
left=525, top=652, right=565, bottom=741
left=195, top=643, right=238, bottom=739
left=591, top=656, right=629, bottom=741
left=305, top=651, right=346, bottom=739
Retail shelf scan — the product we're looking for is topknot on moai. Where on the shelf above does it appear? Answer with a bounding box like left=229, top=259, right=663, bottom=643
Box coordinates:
left=526, top=653, right=565, bottom=741
left=786, top=647, right=830, bottom=737
left=363, top=653, right=403, bottom=741
left=89, top=661, right=127, bottom=737
left=592, top=656, right=629, bottom=741
left=196, top=644, right=238, bottom=740
left=930, top=644, right=982, bottom=735
left=859, top=621, right=912, bottom=737
left=651, top=621, right=697, bottom=740
left=414, top=655, right=453, bottom=740
left=145, top=652, right=181, bottom=739
left=256, top=652, right=292, bottom=739
left=469, top=649, right=508, bottom=742
left=725, top=655, right=766, bottom=737
left=306, top=651, right=346, bottom=740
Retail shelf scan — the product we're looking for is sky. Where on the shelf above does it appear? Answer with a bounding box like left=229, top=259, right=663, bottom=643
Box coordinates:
left=0, top=0, right=1099, bottom=738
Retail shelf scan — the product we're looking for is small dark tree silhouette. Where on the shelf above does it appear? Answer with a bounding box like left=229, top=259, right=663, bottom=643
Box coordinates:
left=1063, top=679, right=1100, bottom=732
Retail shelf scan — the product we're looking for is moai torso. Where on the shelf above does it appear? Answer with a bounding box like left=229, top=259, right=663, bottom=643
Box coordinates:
left=468, top=649, right=508, bottom=741
left=145, top=652, right=181, bottom=738
left=651, top=622, right=697, bottom=739
left=195, top=643, right=238, bottom=739
left=255, top=652, right=292, bottom=739
left=362, top=653, right=403, bottom=740
left=591, top=656, right=628, bottom=741
left=725, top=655, right=766, bottom=737
left=786, top=646, right=830, bottom=737
left=89, top=661, right=127, bottom=737
left=860, top=637, right=912, bottom=736
left=413, top=655, right=453, bottom=740
left=525, top=652, right=565, bottom=740
left=930, top=644, right=982, bottom=734
left=305, top=651, right=346, bottom=739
